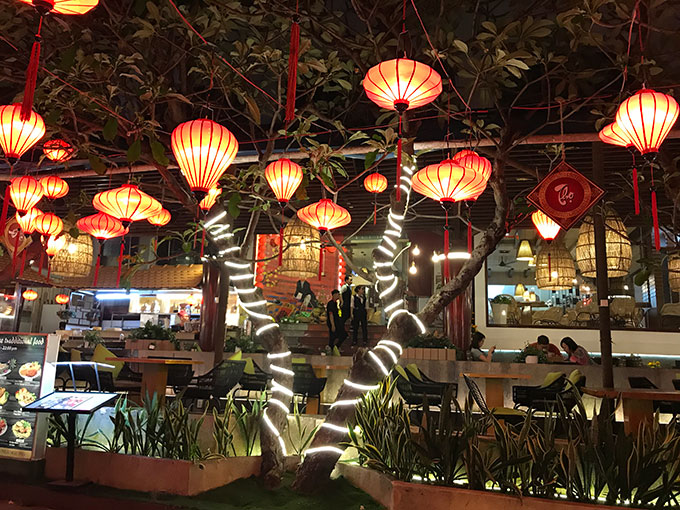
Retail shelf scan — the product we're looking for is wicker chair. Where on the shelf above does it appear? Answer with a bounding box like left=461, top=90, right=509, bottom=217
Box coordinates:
left=182, top=360, right=245, bottom=410
left=239, top=360, right=272, bottom=399
left=463, top=375, right=525, bottom=420
left=394, top=367, right=456, bottom=410
left=291, top=363, right=326, bottom=413
left=512, top=372, right=567, bottom=411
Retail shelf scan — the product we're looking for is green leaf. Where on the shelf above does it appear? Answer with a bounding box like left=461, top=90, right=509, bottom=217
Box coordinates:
left=103, top=117, right=118, bottom=142
left=150, top=140, right=169, bottom=166
left=336, top=78, right=352, bottom=90
left=244, top=95, right=261, bottom=125
left=364, top=151, right=378, bottom=170
left=58, top=47, right=77, bottom=72
left=453, top=40, right=468, bottom=53
left=127, top=139, right=142, bottom=163
left=228, top=193, right=242, bottom=219
left=88, top=155, right=107, bottom=175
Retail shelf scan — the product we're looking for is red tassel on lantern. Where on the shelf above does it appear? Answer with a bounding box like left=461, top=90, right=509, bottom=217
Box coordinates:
left=632, top=167, right=640, bottom=215
left=318, top=244, right=324, bottom=281
left=116, top=237, right=125, bottom=286
left=278, top=225, right=284, bottom=266
left=285, top=16, right=300, bottom=125
left=21, top=18, right=44, bottom=122
left=200, top=228, right=206, bottom=257
left=467, top=220, right=473, bottom=253
left=93, top=244, right=102, bottom=287
left=396, top=137, right=402, bottom=203
left=651, top=189, right=661, bottom=251
left=443, top=226, right=449, bottom=282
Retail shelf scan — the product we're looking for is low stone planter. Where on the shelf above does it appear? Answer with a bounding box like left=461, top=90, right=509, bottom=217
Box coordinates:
left=339, top=464, right=622, bottom=510
left=44, top=447, right=261, bottom=495
left=402, top=347, right=457, bottom=361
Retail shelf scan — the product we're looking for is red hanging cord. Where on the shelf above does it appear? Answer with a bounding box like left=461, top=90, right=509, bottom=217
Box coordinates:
left=38, top=239, right=45, bottom=274
left=116, top=237, right=125, bottom=286
left=631, top=152, right=640, bottom=215
left=278, top=204, right=285, bottom=266
left=396, top=117, right=403, bottom=202
left=373, top=195, right=377, bottom=225
left=46, top=257, right=51, bottom=283
left=467, top=220, right=472, bottom=253
left=21, top=16, right=43, bottom=121
left=200, top=228, right=206, bottom=257
left=93, top=242, right=102, bottom=287
left=548, top=252, right=552, bottom=282
left=443, top=208, right=449, bottom=282
left=318, top=242, right=324, bottom=281
left=0, top=164, right=15, bottom=236
left=651, top=165, right=661, bottom=251
left=285, top=1, right=300, bottom=125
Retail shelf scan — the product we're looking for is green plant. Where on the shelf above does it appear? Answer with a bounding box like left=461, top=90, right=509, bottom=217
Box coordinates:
left=130, top=321, right=178, bottom=349
left=224, top=333, right=258, bottom=353
left=83, top=330, right=103, bottom=346
left=491, top=295, right=514, bottom=305
left=231, top=393, right=266, bottom=456
left=513, top=345, right=548, bottom=364
left=212, top=396, right=235, bottom=457
left=405, top=334, right=454, bottom=349
left=286, top=401, right=320, bottom=456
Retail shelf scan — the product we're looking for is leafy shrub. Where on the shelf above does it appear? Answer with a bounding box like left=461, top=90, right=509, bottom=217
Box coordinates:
left=405, top=334, right=454, bottom=349
left=513, top=345, right=548, bottom=363
left=224, top=333, right=258, bottom=353
left=491, top=295, right=514, bottom=305
left=130, top=321, right=178, bottom=348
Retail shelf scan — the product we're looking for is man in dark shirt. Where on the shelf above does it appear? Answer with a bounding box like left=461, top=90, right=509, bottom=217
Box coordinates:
left=351, top=286, right=368, bottom=346
left=327, top=289, right=346, bottom=348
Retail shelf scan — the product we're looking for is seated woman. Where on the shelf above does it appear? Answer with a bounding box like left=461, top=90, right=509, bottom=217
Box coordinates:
left=560, top=336, right=592, bottom=365
left=469, top=331, right=495, bottom=362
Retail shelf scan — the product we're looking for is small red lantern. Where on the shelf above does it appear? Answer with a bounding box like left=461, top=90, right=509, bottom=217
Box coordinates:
left=34, top=212, right=63, bottom=237
left=39, top=175, right=69, bottom=199
left=364, top=173, right=388, bottom=225
left=297, top=199, right=351, bottom=280
left=171, top=119, right=239, bottom=196
left=77, top=212, right=127, bottom=286
left=147, top=208, right=171, bottom=227
left=45, top=234, right=65, bottom=256
left=92, top=184, right=162, bottom=225
left=452, top=150, right=493, bottom=186
left=22, top=289, right=38, bottom=301
left=43, top=139, right=75, bottom=162
left=0, top=105, right=45, bottom=160
left=55, top=294, right=69, bottom=305
left=199, top=187, right=221, bottom=211
left=615, top=89, right=679, bottom=156
left=532, top=211, right=561, bottom=241
left=9, top=176, right=44, bottom=213
left=598, top=122, right=632, bottom=148
left=265, top=159, right=304, bottom=204
left=16, top=208, right=42, bottom=234
left=18, top=0, right=99, bottom=15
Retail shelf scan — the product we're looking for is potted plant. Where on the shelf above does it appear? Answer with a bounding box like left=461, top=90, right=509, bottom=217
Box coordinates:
left=514, top=344, right=547, bottom=364
left=490, top=295, right=514, bottom=325
left=127, top=320, right=178, bottom=350
left=403, top=334, right=457, bottom=360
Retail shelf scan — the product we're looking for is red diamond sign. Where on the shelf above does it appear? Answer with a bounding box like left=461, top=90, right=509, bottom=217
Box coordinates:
left=527, top=160, right=605, bottom=230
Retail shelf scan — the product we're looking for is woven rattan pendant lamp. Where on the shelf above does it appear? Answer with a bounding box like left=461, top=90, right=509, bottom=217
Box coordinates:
left=50, top=231, right=94, bottom=278
left=535, top=240, right=576, bottom=290
left=279, top=217, right=321, bottom=280
left=575, top=207, right=632, bottom=278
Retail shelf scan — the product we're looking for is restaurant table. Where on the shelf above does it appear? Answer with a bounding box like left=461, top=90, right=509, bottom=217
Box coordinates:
left=310, top=363, right=349, bottom=414
left=461, top=372, right=532, bottom=409
left=107, top=357, right=203, bottom=403
left=582, top=387, right=680, bottom=434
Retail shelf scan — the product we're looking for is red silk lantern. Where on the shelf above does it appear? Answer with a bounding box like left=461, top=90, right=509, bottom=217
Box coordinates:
left=265, top=159, right=303, bottom=204
left=43, top=139, right=75, bottom=162
left=170, top=119, right=239, bottom=195
left=297, top=199, right=351, bottom=280
left=22, top=289, right=38, bottom=301
left=0, top=105, right=45, bottom=160
left=16, top=208, right=42, bottom=234
left=93, top=184, right=161, bottom=225
left=452, top=150, right=493, bottom=184
left=77, top=212, right=127, bottom=286
left=364, top=172, right=388, bottom=225
left=199, top=187, right=221, bottom=211
left=532, top=211, right=561, bottom=241
left=39, top=175, right=69, bottom=199
left=18, top=0, right=99, bottom=15
left=598, top=122, right=632, bottom=148
left=616, top=89, right=679, bottom=156
left=55, top=293, right=69, bottom=305
left=363, top=58, right=442, bottom=202
left=34, top=212, right=63, bottom=237
left=147, top=208, right=171, bottom=226
left=9, top=176, right=44, bottom=213
left=411, top=159, right=488, bottom=203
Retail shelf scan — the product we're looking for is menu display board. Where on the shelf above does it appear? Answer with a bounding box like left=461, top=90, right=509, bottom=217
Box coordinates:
left=25, top=391, right=117, bottom=414
left=0, top=333, right=58, bottom=460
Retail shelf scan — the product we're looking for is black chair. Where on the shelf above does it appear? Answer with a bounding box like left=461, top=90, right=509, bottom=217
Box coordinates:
left=183, top=360, right=245, bottom=410
left=148, top=356, right=194, bottom=394
left=463, top=374, right=526, bottom=420
left=291, top=363, right=326, bottom=413
left=59, top=364, right=116, bottom=392
left=394, top=367, right=456, bottom=409
left=239, top=360, right=272, bottom=397
left=513, top=373, right=567, bottom=411
left=628, top=376, right=680, bottom=415
left=673, top=379, right=680, bottom=391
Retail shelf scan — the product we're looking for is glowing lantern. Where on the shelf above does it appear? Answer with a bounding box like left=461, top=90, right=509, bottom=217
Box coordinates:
left=598, top=122, right=632, bottom=148
left=363, top=58, right=442, bottom=202
left=77, top=212, right=127, bottom=286
left=39, top=175, right=69, bottom=199
left=43, top=139, right=75, bottom=162
left=412, top=159, right=488, bottom=204
left=199, top=187, right=221, bottom=211
left=16, top=208, right=42, bottom=234
left=147, top=208, right=171, bottom=227
left=616, top=89, right=679, bottom=156
left=265, top=159, right=304, bottom=204
left=22, top=289, right=38, bottom=301
left=364, top=172, right=388, bottom=225
left=9, top=176, right=44, bottom=213
left=297, top=199, right=351, bottom=280
left=92, top=184, right=161, bottom=225
left=18, top=0, right=99, bottom=15
left=0, top=105, right=45, bottom=160
left=532, top=211, right=561, bottom=241
left=452, top=150, right=492, bottom=186
left=55, top=294, right=69, bottom=305
left=34, top=212, right=63, bottom=237
left=170, top=119, right=239, bottom=196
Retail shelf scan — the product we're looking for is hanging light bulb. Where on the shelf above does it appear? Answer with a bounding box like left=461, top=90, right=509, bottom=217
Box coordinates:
left=409, top=261, right=417, bottom=275
left=411, top=244, right=420, bottom=256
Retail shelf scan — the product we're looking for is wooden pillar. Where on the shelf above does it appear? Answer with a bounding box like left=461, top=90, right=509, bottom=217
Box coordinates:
left=592, top=142, right=614, bottom=388
left=199, top=260, right=220, bottom=354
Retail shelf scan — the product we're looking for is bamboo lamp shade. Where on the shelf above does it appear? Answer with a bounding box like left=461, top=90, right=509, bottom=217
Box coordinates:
left=535, top=241, right=576, bottom=290
left=516, top=240, right=534, bottom=261
left=575, top=208, right=632, bottom=278
left=51, top=231, right=94, bottom=277
left=0, top=104, right=45, bottom=160
left=669, top=254, right=680, bottom=292
left=279, top=217, right=321, bottom=280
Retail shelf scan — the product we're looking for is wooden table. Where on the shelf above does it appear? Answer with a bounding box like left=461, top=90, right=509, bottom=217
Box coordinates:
left=462, top=372, right=532, bottom=409
left=310, top=363, right=350, bottom=414
left=108, top=357, right=203, bottom=403
left=583, top=387, right=680, bottom=434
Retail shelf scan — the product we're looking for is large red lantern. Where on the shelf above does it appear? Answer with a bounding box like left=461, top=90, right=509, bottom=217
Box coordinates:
left=0, top=105, right=45, bottom=160
left=18, top=0, right=99, bottom=15
left=364, top=172, right=388, bottom=225
left=297, top=199, right=351, bottom=280
left=616, top=89, right=679, bottom=156
left=170, top=119, right=239, bottom=196
left=147, top=208, right=171, bottom=227
left=199, top=187, right=221, bottom=211
left=43, top=139, right=75, bottom=162
left=532, top=211, right=561, bottom=241
left=364, top=58, right=442, bottom=202
left=34, top=212, right=63, bottom=237
left=39, top=175, right=69, bottom=199
left=77, top=212, right=127, bottom=286
left=22, top=289, right=38, bottom=301
left=55, top=293, right=69, bottom=305
left=9, top=176, right=44, bottom=213
left=16, top=208, right=42, bottom=234
left=265, top=159, right=303, bottom=204
left=93, top=184, right=162, bottom=225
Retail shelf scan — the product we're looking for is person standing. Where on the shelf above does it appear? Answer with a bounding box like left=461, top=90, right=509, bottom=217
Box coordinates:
left=326, top=290, right=346, bottom=349
left=339, top=274, right=353, bottom=339
left=351, top=286, right=368, bottom=346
